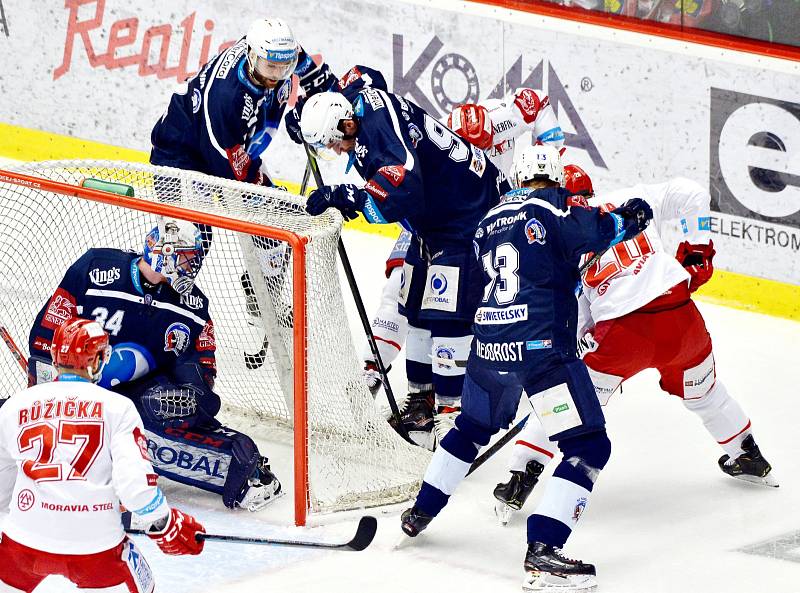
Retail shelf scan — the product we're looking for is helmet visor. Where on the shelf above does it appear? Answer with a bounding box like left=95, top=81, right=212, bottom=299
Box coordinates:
left=249, top=48, right=298, bottom=84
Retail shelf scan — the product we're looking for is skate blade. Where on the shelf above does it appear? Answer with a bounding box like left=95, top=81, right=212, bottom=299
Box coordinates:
left=495, top=501, right=514, bottom=526
left=522, top=571, right=597, bottom=592
left=729, top=471, right=779, bottom=488
left=392, top=532, right=417, bottom=550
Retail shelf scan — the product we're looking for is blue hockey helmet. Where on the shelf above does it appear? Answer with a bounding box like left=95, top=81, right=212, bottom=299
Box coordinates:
left=143, top=218, right=205, bottom=295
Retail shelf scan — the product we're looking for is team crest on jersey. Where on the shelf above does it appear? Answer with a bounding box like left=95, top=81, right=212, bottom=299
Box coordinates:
left=164, top=322, right=191, bottom=356
left=191, top=88, right=202, bottom=114
left=133, top=426, right=150, bottom=461
left=435, top=345, right=455, bottom=369
left=408, top=124, right=423, bottom=148
left=17, top=489, right=35, bottom=512
left=525, top=218, right=547, bottom=245
left=513, top=88, right=542, bottom=124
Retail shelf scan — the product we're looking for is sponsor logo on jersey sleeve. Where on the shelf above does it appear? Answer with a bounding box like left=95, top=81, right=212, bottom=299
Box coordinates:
left=225, top=144, right=251, bottom=181
left=164, top=322, right=191, bottom=356
left=338, top=66, right=363, bottom=89
left=513, top=88, right=542, bottom=124
left=191, top=88, right=202, bottom=114
left=42, top=287, right=77, bottom=330
left=407, top=124, right=423, bottom=148
left=468, top=146, right=486, bottom=177
left=196, top=320, right=215, bottom=352
left=365, top=179, right=389, bottom=202
left=362, top=88, right=385, bottom=110
left=181, top=293, right=205, bottom=310
left=133, top=426, right=151, bottom=461
left=89, top=266, right=121, bottom=287
left=378, top=165, right=406, bottom=187
left=566, top=195, right=590, bottom=209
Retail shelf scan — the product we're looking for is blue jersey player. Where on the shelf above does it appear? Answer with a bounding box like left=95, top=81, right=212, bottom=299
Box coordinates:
left=28, top=218, right=282, bottom=512
left=151, top=18, right=336, bottom=185
left=299, top=66, right=505, bottom=449
left=399, top=145, right=653, bottom=592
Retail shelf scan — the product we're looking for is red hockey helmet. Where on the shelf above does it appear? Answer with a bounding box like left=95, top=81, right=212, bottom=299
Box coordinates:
left=563, top=164, right=594, bottom=197
left=51, top=318, right=111, bottom=381
left=448, top=103, right=493, bottom=151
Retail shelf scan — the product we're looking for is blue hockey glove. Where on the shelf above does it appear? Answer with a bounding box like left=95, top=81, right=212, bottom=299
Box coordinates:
left=611, top=198, right=653, bottom=242
left=284, top=97, right=307, bottom=145
left=305, top=184, right=366, bottom=221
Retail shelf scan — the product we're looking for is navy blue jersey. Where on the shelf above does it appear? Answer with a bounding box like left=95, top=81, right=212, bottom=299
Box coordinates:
left=471, top=187, right=621, bottom=370
left=336, top=66, right=503, bottom=250
left=151, top=39, right=334, bottom=184
left=29, top=249, right=216, bottom=392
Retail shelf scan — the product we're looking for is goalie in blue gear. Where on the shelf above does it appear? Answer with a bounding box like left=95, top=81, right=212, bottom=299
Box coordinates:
left=28, top=218, right=282, bottom=512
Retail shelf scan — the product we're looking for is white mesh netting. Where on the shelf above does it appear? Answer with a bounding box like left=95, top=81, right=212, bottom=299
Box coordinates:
left=0, top=160, right=429, bottom=516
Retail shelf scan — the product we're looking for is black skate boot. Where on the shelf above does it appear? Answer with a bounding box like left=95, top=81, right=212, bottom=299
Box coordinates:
left=718, top=434, right=778, bottom=487
left=391, top=390, right=435, bottom=450
left=493, top=460, right=545, bottom=525
left=237, top=457, right=284, bottom=511
left=400, top=506, right=434, bottom=537
left=523, top=542, right=597, bottom=592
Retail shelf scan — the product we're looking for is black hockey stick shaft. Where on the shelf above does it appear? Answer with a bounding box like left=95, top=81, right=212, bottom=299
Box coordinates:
left=466, top=414, right=529, bottom=477
left=301, top=143, right=409, bottom=441
left=129, top=515, right=377, bottom=551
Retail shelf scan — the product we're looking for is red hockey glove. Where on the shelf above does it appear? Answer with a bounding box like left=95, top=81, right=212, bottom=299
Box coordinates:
left=448, top=104, right=493, bottom=150
left=675, top=240, right=715, bottom=292
left=148, top=508, right=205, bottom=556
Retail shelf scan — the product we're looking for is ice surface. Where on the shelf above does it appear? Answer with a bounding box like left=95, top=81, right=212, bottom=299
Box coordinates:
left=10, top=229, right=800, bottom=593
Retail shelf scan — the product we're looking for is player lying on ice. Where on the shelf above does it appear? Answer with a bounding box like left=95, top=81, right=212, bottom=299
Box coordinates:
left=0, top=317, right=204, bottom=593
left=400, top=145, right=654, bottom=593
left=492, top=166, right=778, bottom=524
left=27, top=218, right=282, bottom=512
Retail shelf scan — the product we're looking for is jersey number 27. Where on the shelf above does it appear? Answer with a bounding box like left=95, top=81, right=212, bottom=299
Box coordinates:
left=18, top=421, right=103, bottom=482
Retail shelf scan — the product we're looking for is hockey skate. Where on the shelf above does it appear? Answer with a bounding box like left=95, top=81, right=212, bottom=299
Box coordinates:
left=400, top=505, right=434, bottom=537
left=237, top=457, right=284, bottom=511
left=392, top=390, right=435, bottom=450
left=522, top=542, right=597, bottom=592
left=362, top=362, right=383, bottom=397
left=718, top=434, right=778, bottom=487
left=494, top=460, right=545, bottom=525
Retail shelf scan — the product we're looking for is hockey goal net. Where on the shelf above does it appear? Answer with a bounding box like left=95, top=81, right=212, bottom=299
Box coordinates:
left=0, top=161, right=429, bottom=525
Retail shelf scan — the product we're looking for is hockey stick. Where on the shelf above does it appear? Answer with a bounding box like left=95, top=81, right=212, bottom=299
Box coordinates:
left=466, top=414, right=528, bottom=477
left=128, top=515, right=377, bottom=551
left=0, top=325, right=28, bottom=375
left=301, top=142, right=409, bottom=441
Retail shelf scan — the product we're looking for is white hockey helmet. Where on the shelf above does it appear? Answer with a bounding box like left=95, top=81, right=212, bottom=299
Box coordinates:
left=143, top=218, right=205, bottom=295
left=300, top=92, right=355, bottom=158
left=245, top=18, right=299, bottom=87
left=511, top=144, right=564, bottom=188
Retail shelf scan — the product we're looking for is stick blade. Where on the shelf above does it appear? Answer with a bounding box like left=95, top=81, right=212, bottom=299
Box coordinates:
left=345, top=516, right=378, bottom=551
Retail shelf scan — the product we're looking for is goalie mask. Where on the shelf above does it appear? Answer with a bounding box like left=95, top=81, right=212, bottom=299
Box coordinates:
left=245, top=18, right=299, bottom=88
left=143, top=218, right=205, bottom=295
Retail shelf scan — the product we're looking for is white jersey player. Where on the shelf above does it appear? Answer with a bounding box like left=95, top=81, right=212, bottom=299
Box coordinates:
left=0, top=318, right=205, bottom=593
left=493, top=167, right=778, bottom=524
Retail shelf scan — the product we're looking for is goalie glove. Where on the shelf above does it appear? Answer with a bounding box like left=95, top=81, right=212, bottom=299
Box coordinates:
left=675, top=240, right=715, bottom=292
left=147, top=508, right=205, bottom=556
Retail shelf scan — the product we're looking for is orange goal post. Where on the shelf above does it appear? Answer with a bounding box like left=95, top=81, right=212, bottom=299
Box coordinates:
left=0, top=161, right=429, bottom=526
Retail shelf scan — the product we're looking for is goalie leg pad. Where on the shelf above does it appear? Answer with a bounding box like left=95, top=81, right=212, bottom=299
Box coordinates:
left=141, top=419, right=277, bottom=509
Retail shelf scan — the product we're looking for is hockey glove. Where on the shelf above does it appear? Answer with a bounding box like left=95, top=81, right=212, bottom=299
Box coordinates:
left=611, top=198, right=653, bottom=242
left=675, top=239, right=715, bottom=292
left=306, top=184, right=366, bottom=221
left=284, top=96, right=307, bottom=145
left=147, top=508, right=205, bottom=556
left=576, top=332, right=599, bottom=359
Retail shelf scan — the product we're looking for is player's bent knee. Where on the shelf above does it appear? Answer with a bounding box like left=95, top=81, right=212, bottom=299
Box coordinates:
left=559, top=430, right=611, bottom=473
left=453, top=413, right=495, bottom=447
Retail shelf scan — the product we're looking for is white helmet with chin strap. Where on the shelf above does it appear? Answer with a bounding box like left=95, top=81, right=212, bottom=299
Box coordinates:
left=300, top=92, right=355, bottom=158
left=245, top=18, right=299, bottom=86
left=511, top=144, right=565, bottom=188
